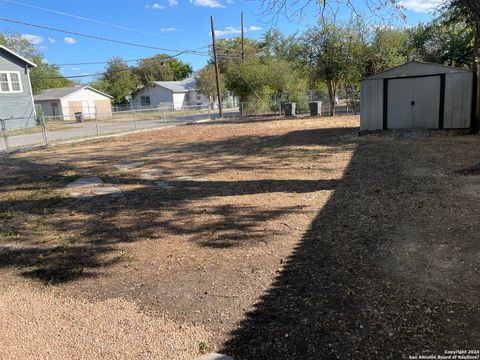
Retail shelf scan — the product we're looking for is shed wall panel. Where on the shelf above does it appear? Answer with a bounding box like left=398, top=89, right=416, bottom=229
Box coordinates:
left=360, top=79, right=383, bottom=130
left=444, top=73, right=472, bottom=129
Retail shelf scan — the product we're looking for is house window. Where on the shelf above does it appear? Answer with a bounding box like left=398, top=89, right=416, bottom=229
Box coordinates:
left=141, top=95, right=151, bottom=106
left=0, top=73, right=9, bottom=92
left=0, top=72, right=23, bottom=93
left=10, top=73, right=21, bottom=92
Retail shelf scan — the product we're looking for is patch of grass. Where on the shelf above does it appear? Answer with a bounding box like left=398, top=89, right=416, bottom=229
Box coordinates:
left=199, top=340, right=209, bottom=354
left=3, top=229, right=19, bottom=237
left=0, top=211, right=14, bottom=220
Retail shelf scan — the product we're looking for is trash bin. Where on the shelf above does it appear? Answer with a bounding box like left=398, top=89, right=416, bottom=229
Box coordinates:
left=309, top=101, right=322, bottom=116
left=283, top=102, right=296, bottom=117
left=74, top=112, right=84, bottom=123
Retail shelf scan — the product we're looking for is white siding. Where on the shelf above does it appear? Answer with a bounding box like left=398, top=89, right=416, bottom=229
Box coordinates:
left=131, top=86, right=175, bottom=109
left=172, top=93, right=186, bottom=110
left=60, top=88, right=112, bottom=119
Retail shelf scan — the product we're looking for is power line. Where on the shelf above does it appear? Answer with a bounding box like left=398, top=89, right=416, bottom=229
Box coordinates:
left=0, top=17, right=212, bottom=56
left=1, top=0, right=178, bottom=40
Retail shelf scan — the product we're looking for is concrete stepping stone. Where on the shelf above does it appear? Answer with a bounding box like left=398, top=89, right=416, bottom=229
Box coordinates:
left=115, top=162, right=145, bottom=171
left=195, top=353, right=234, bottom=360
left=92, top=187, right=122, bottom=196
left=154, top=181, right=173, bottom=190
left=176, top=176, right=209, bottom=182
left=67, top=176, right=103, bottom=189
left=137, top=169, right=167, bottom=180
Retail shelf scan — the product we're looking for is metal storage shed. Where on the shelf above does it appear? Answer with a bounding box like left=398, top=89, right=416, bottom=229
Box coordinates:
left=360, top=61, right=475, bottom=130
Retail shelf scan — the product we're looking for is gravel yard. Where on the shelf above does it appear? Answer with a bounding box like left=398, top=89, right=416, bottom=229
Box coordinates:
left=0, top=115, right=479, bottom=359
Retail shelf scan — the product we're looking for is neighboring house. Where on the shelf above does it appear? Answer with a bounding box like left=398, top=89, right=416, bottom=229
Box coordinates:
left=131, top=77, right=210, bottom=110
left=0, top=45, right=37, bottom=129
left=34, top=86, right=113, bottom=121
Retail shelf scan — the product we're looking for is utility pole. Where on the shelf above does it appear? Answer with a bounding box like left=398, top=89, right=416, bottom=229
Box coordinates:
left=210, top=16, right=223, bottom=118
left=241, top=12, right=245, bottom=62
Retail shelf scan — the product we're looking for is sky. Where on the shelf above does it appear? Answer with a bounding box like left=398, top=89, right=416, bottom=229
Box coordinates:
left=0, top=0, right=443, bottom=82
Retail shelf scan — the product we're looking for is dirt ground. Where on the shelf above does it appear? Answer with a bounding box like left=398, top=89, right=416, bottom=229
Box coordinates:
left=0, top=116, right=479, bottom=359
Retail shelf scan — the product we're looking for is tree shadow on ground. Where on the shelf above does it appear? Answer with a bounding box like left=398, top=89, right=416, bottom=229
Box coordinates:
left=221, top=137, right=480, bottom=359
left=0, top=126, right=352, bottom=284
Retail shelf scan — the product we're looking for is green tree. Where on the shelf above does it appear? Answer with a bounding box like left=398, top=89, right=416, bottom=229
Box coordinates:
left=300, top=23, right=351, bottom=115
left=407, top=15, right=475, bottom=67
left=366, top=26, right=408, bottom=75
left=225, top=56, right=306, bottom=113
left=135, top=54, right=192, bottom=85
left=196, top=65, right=226, bottom=109
left=100, top=57, right=141, bottom=104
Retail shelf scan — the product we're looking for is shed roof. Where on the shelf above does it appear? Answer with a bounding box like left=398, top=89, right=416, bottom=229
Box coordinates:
left=154, top=77, right=197, bottom=93
left=34, top=86, right=113, bottom=101
left=362, top=61, right=472, bottom=81
left=0, top=45, right=37, bottom=68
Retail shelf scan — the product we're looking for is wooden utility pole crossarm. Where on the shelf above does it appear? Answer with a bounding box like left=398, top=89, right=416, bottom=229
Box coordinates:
left=210, top=16, right=223, bottom=118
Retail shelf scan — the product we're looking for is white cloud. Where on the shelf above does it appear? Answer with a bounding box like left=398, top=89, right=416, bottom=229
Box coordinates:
left=22, top=34, right=44, bottom=45
left=146, top=3, right=166, bottom=9
left=48, top=37, right=56, bottom=44
left=190, top=0, right=225, bottom=8
left=214, top=25, right=262, bottom=37
left=399, top=0, right=443, bottom=13
left=42, top=58, right=49, bottom=64
left=215, top=26, right=241, bottom=37
left=226, top=0, right=234, bottom=3
left=160, top=27, right=177, bottom=32
left=64, top=37, right=76, bottom=44
left=168, top=0, right=178, bottom=6
left=71, top=67, right=81, bottom=71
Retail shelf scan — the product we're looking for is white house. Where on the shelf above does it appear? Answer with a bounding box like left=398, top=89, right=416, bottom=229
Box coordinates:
left=130, top=77, right=210, bottom=110
left=34, top=86, right=113, bottom=121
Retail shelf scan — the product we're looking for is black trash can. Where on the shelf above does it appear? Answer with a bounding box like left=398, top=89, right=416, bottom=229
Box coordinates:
left=309, top=101, right=322, bottom=116
left=74, top=112, right=84, bottom=123
left=283, top=102, right=296, bottom=117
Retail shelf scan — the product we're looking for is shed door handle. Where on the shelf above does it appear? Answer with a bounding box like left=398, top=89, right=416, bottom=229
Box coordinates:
left=411, top=101, right=415, bottom=106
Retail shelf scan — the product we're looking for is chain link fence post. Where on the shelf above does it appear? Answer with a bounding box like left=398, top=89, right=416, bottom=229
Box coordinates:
left=94, top=111, right=100, bottom=136
left=0, top=119, right=9, bottom=153
left=133, top=107, right=137, bottom=131
left=39, top=113, right=49, bottom=146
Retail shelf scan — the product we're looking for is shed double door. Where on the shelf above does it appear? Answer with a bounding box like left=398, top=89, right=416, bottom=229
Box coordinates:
left=387, top=75, right=441, bottom=129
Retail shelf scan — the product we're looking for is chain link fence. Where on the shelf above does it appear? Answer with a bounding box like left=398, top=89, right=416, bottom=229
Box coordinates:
left=1, top=103, right=239, bottom=153
left=239, top=97, right=360, bottom=117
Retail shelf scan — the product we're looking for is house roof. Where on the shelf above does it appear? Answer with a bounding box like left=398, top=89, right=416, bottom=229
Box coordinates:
left=154, top=77, right=197, bottom=93
left=34, top=86, right=113, bottom=101
left=362, top=61, right=472, bottom=81
left=0, top=45, right=37, bottom=68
